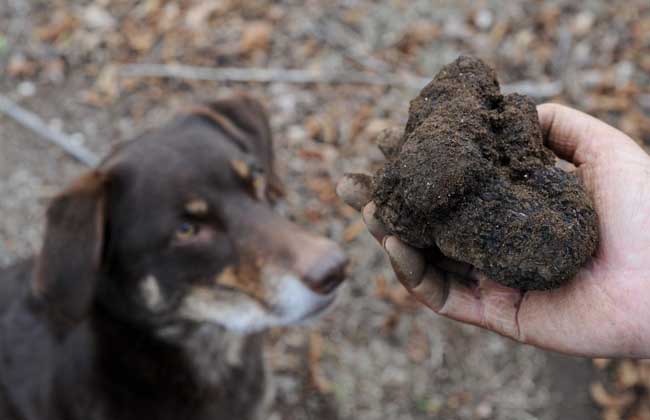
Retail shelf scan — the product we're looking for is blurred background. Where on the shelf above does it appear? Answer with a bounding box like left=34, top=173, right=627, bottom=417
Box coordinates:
left=1, top=1, right=650, bottom=419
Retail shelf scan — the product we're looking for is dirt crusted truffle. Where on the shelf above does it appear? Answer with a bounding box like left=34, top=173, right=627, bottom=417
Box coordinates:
left=372, top=56, right=598, bottom=290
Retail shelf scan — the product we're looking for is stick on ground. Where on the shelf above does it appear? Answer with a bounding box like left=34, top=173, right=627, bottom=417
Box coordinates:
left=119, top=64, right=563, bottom=98
left=0, top=94, right=99, bottom=167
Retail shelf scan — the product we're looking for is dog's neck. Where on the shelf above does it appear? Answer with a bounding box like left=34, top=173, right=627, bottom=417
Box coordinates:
left=90, top=306, right=266, bottom=398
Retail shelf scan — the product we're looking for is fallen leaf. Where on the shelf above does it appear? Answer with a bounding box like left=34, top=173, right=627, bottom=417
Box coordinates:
left=380, top=310, right=401, bottom=335
left=590, top=382, right=635, bottom=409
left=309, top=332, right=332, bottom=394
left=35, top=14, right=78, bottom=43
left=7, top=54, right=38, bottom=78
left=185, top=0, right=229, bottom=27
left=95, top=64, right=119, bottom=100
left=406, top=322, right=430, bottom=363
left=593, top=359, right=612, bottom=370
left=363, top=118, right=392, bottom=140
left=617, top=360, right=640, bottom=389
left=602, top=407, right=622, bottom=420
left=240, top=21, right=273, bottom=54
left=298, top=149, right=324, bottom=160
left=343, top=219, right=366, bottom=242
left=305, top=115, right=339, bottom=144
left=125, top=24, right=156, bottom=52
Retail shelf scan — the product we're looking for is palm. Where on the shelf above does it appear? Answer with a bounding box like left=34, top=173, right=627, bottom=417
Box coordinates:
left=520, top=140, right=650, bottom=357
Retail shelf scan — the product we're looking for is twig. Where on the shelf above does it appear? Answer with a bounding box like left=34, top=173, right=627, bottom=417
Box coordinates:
left=119, top=63, right=420, bottom=87
left=0, top=95, right=100, bottom=167
left=307, top=19, right=392, bottom=73
left=118, top=63, right=563, bottom=98
left=501, top=80, right=563, bottom=98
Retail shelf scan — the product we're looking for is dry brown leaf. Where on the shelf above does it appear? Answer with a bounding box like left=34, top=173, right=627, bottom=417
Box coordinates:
left=240, top=21, right=273, bottom=54
left=303, top=208, right=322, bottom=224
left=305, top=177, right=337, bottom=203
left=298, top=149, right=324, bottom=160
left=380, top=310, right=401, bottom=336
left=42, top=58, right=66, bottom=83
left=35, top=14, right=78, bottom=43
left=489, top=22, right=509, bottom=47
left=309, top=332, right=332, bottom=394
left=447, top=392, right=472, bottom=410
left=396, top=21, right=440, bottom=53
left=374, top=275, right=388, bottom=299
left=406, top=322, right=430, bottom=363
left=305, top=115, right=339, bottom=144
left=617, top=360, right=641, bottom=389
left=590, top=382, right=635, bottom=409
left=79, top=90, right=112, bottom=107
left=637, top=360, right=650, bottom=388
left=629, top=399, right=650, bottom=420
left=593, top=358, right=612, bottom=370
left=343, top=219, right=366, bottom=242
left=158, top=3, right=181, bottom=31
left=348, top=105, right=372, bottom=143
left=185, top=0, right=228, bottom=27
left=388, top=286, right=419, bottom=310
left=586, top=95, right=630, bottom=112
left=602, top=407, right=622, bottom=420
left=339, top=205, right=357, bottom=220
left=125, top=26, right=156, bottom=52
left=363, top=119, right=392, bottom=141
left=7, top=54, right=38, bottom=78
left=95, top=64, right=119, bottom=100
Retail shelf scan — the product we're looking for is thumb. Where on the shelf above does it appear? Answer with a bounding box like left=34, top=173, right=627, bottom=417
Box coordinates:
left=537, top=103, right=642, bottom=166
left=336, top=173, right=373, bottom=211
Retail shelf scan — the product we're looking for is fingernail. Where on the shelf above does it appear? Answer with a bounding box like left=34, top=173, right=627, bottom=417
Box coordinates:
left=411, top=267, right=449, bottom=311
left=362, top=202, right=387, bottom=242
left=336, top=174, right=372, bottom=211
left=384, top=236, right=425, bottom=288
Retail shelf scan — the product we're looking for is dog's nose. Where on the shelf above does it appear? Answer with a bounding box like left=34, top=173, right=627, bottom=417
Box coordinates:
left=303, top=247, right=348, bottom=295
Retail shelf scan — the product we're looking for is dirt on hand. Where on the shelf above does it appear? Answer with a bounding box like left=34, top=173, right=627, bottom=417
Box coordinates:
left=373, top=56, right=599, bottom=290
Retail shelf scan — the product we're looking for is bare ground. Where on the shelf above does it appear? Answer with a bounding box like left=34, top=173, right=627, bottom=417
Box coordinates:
left=1, top=1, right=650, bottom=419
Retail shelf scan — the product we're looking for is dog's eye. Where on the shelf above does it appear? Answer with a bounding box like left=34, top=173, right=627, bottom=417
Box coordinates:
left=175, top=222, right=198, bottom=240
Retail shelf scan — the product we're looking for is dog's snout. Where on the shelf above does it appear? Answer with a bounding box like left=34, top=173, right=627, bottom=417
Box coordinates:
left=302, top=246, right=347, bottom=295
left=231, top=201, right=348, bottom=296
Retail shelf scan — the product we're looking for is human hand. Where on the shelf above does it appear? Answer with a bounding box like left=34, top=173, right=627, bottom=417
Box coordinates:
left=338, top=104, right=650, bottom=358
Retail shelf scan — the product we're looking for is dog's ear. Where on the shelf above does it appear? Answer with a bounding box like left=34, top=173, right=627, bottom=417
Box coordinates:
left=206, top=94, right=284, bottom=199
left=34, top=171, right=107, bottom=323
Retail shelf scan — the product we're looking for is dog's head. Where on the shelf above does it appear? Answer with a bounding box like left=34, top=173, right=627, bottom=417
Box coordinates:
left=33, top=94, right=347, bottom=334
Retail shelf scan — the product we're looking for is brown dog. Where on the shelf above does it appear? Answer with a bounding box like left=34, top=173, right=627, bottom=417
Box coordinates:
left=0, top=95, right=346, bottom=420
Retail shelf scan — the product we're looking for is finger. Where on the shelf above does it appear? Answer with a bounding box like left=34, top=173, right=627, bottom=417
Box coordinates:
left=436, top=275, right=525, bottom=341
left=429, top=251, right=475, bottom=279
left=383, top=236, right=450, bottom=309
left=402, top=265, right=526, bottom=341
left=362, top=202, right=388, bottom=242
left=375, top=127, right=404, bottom=159
left=409, top=266, right=450, bottom=311
left=383, top=236, right=525, bottom=340
left=537, top=103, right=638, bottom=166
left=336, top=173, right=373, bottom=211
left=383, top=236, right=426, bottom=288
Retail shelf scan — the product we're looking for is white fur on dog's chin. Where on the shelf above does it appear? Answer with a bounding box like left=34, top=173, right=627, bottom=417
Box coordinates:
left=178, top=273, right=336, bottom=333
left=140, top=275, right=164, bottom=310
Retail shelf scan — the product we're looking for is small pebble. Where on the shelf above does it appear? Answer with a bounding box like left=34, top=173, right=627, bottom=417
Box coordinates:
left=17, top=81, right=36, bottom=97
left=474, top=9, right=493, bottom=31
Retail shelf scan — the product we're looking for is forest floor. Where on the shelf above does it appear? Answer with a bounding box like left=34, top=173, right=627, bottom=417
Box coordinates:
left=1, top=1, right=650, bottom=419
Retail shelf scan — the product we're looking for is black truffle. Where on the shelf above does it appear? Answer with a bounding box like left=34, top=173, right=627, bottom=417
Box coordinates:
left=373, top=56, right=598, bottom=290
